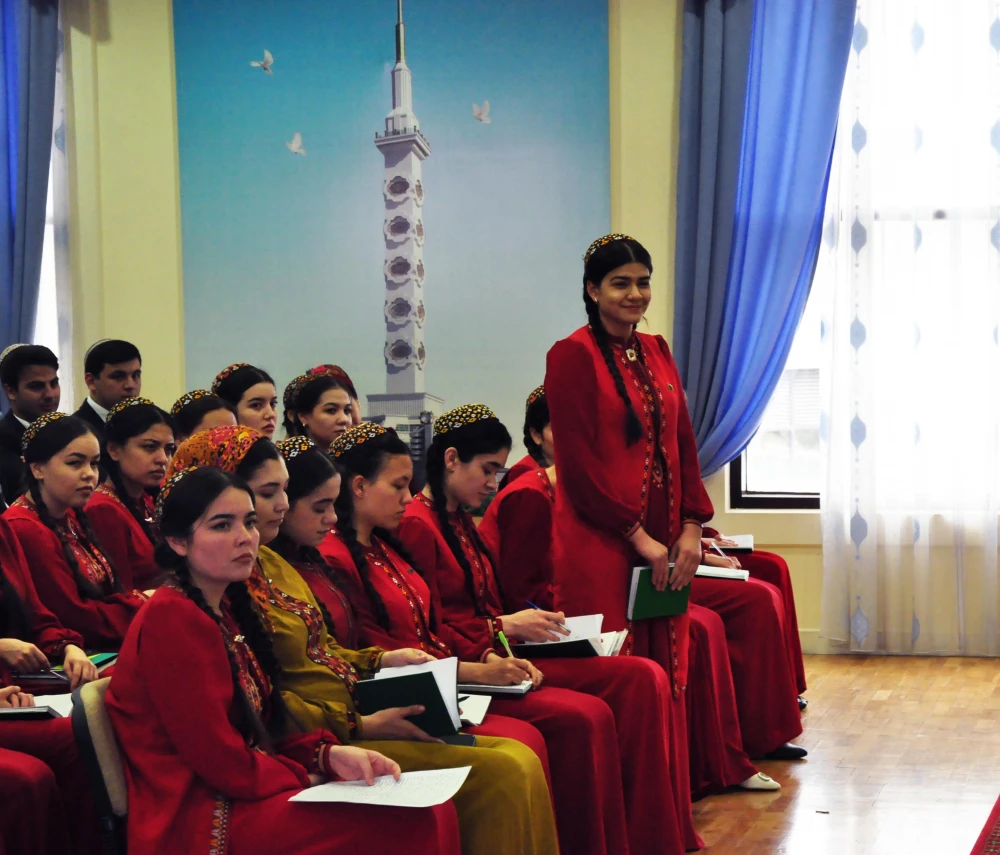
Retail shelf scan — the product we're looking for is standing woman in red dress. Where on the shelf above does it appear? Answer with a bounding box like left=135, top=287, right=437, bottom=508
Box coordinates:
left=2, top=414, right=148, bottom=650
left=87, top=397, right=176, bottom=590
left=212, top=363, right=279, bottom=438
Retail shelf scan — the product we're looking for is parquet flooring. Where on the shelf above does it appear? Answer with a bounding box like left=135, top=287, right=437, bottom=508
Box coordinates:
left=691, top=655, right=1000, bottom=854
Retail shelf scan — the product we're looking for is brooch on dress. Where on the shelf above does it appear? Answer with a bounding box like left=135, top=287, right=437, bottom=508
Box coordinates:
left=625, top=348, right=638, bottom=362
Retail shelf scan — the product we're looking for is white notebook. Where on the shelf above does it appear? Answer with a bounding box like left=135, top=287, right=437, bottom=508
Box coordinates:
left=290, top=766, right=472, bottom=807
left=695, top=565, right=750, bottom=582
left=457, top=693, right=491, bottom=727
left=513, top=614, right=604, bottom=651
left=719, top=534, right=754, bottom=552
left=457, top=680, right=532, bottom=696
left=33, top=695, right=74, bottom=717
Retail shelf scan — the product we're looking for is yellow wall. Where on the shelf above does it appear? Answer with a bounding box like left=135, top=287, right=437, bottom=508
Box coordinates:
left=63, top=0, right=185, bottom=407
left=66, top=0, right=827, bottom=650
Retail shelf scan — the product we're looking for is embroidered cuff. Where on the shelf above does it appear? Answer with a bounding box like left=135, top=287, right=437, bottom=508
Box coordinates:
left=681, top=518, right=705, bottom=530
left=624, top=521, right=641, bottom=538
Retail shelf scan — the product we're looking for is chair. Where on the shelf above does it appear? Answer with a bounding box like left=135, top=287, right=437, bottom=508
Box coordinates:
left=71, top=678, right=128, bottom=855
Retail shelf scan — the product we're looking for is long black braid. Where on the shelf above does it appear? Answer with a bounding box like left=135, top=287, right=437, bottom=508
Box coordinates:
left=582, top=236, right=655, bottom=446
left=0, top=561, right=32, bottom=642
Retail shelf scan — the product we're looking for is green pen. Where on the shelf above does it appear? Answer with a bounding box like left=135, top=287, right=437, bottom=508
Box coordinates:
left=497, top=630, right=515, bottom=659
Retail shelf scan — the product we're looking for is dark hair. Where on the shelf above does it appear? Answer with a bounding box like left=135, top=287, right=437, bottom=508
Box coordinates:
left=233, top=437, right=282, bottom=482
left=84, top=340, right=141, bottom=378
left=0, top=345, right=58, bottom=391
left=172, top=394, right=234, bottom=442
left=523, top=395, right=550, bottom=465
left=154, top=466, right=287, bottom=748
left=425, top=419, right=511, bottom=616
left=583, top=238, right=653, bottom=446
left=105, top=402, right=174, bottom=543
left=0, top=551, right=32, bottom=643
left=332, top=430, right=433, bottom=630
left=213, top=365, right=274, bottom=409
left=282, top=375, right=348, bottom=438
left=23, top=416, right=123, bottom=600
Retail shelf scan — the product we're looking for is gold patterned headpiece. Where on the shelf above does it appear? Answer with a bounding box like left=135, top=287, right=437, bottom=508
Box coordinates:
left=276, top=436, right=315, bottom=461
left=329, top=422, right=387, bottom=458
left=211, top=363, right=250, bottom=395
left=164, top=425, right=267, bottom=480
left=0, top=343, right=28, bottom=368
left=107, top=396, right=156, bottom=423
left=171, top=389, right=214, bottom=416
left=525, top=385, right=545, bottom=410
left=21, top=411, right=70, bottom=453
left=583, top=233, right=635, bottom=263
left=155, top=465, right=201, bottom=524
left=433, top=404, right=497, bottom=437
left=282, top=373, right=311, bottom=411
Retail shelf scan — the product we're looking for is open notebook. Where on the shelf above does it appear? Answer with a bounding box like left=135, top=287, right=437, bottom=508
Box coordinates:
left=356, top=658, right=462, bottom=737
left=511, top=614, right=627, bottom=658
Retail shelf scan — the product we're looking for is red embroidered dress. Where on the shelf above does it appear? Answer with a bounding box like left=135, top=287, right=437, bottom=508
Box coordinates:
left=3, top=498, right=145, bottom=650
left=496, top=453, right=542, bottom=493
left=86, top=484, right=161, bottom=590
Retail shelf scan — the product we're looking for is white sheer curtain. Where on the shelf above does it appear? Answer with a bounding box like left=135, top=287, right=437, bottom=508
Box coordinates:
left=819, top=0, right=1000, bottom=654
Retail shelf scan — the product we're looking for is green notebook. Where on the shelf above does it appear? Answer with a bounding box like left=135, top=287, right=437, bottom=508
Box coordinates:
left=355, top=658, right=462, bottom=738
left=52, top=653, right=117, bottom=674
left=627, top=566, right=691, bottom=620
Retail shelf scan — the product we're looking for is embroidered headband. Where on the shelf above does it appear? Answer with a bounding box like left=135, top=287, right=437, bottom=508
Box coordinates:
left=329, top=422, right=386, bottom=458
left=282, top=374, right=312, bottom=412
left=309, top=364, right=358, bottom=400
left=21, top=411, right=70, bottom=453
left=211, top=363, right=250, bottom=395
left=107, top=396, right=156, bottom=422
left=433, top=403, right=497, bottom=437
left=155, top=465, right=200, bottom=524
left=164, top=424, right=267, bottom=479
left=0, top=343, right=28, bottom=369
left=525, top=385, right=545, bottom=410
left=584, top=233, right=636, bottom=263
left=275, top=436, right=315, bottom=461
left=171, top=389, right=214, bottom=416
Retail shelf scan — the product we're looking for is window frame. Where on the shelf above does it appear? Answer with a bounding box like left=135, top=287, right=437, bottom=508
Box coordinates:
left=728, top=453, right=820, bottom=511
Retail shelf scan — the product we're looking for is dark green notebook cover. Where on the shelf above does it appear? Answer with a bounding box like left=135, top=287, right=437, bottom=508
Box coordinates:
left=512, top=639, right=601, bottom=659
left=355, top=673, right=459, bottom=737
left=627, top=567, right=691, bottom=620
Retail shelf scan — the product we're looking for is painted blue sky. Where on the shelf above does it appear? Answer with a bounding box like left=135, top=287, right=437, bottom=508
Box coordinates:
left=173, top=0, right=609, bottom=447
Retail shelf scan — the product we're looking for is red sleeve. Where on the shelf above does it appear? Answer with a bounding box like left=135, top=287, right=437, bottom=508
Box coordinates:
left=397, top=514, right=494, bottom=662
left=137, top=595, right=309, bottom=797
left=0, top=521, right=84, bottom=658
left=493, top=488, right=555, bottom=613
left=276, top=729, right=342, bottom=776
left=5, top=515, right=143, bottom=651
left=545, top=338, right=643, bottom=534
left=86, top=500, right=158, bottom=591
left=657, top=337, right=713, bottom=524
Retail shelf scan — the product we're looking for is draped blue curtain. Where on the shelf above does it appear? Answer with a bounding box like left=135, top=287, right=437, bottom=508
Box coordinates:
left=673, top=0, right=856, bottom=476
left=0, top=0, right=58, bottom=366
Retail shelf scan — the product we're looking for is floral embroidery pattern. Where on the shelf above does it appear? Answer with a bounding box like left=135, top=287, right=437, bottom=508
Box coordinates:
left=208, top=795, right=231, bottom=855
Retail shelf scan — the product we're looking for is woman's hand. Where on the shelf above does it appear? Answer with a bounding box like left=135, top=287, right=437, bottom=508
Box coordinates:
left=460, top=654, right=539, bottom=687
left=628, top=527, right=674, bottom=591
left=62, top=645, right=98, bottom=689
left=702, top=553, right=741, bottom=570
left=380, top=648, right=436, bottom=669
left=0, top=686, right=35, bottom=708
left=0, top=639, right=49, bottom=673
left=360, top=706, right=442, bottom=743
left=669, top=524, right=703, bottom=590
left=500, top=610, right=568, bottom=643
left=324, top=744, right=402, bottom=786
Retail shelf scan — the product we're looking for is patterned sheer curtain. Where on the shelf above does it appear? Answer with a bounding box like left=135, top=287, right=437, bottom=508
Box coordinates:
left=819, top=0, right=1000, bottom=654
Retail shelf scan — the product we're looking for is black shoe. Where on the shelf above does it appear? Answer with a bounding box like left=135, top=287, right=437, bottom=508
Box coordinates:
left=765, top=742, right=808, bottom=761
left=798, top=696, right=808, bottom=711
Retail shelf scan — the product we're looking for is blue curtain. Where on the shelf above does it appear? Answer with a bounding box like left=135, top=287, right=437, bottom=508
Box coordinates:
left=673, top=0, right=856, bottom=476
left=0, top=0, right=58, bottom=363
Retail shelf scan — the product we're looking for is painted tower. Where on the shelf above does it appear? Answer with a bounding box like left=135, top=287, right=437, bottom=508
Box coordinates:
left=367, top=0, right=443, bottom=452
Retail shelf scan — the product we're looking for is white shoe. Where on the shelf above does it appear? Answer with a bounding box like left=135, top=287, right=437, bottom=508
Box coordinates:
left=738, top=772, right=781, bottom=791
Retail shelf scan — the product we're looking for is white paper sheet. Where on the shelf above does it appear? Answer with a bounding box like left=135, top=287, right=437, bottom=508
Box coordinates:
left=373, top=657, right=460, bottom=729
left=289, top=766, right=472, bottom=808
left=457, top=693, right=491, bottom=726
left=514, top=613, right=604, bottom=647
left=457, top=680, right=532, bottom=695
left=33, top=695, right=74, bottom=717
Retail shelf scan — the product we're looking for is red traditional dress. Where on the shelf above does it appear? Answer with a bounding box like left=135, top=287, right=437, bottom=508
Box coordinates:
left=2, top=498, right=145, bottom=650
left=545, top=326, right=715, bottom=843
left=105, top=586, right=461, bottom=855
left=86, top=484, right=161, bottom=590
left=400, top=493, right=691, bottom=855
left=477, top=467, right=760, bottom=797
left=496, top=453, right=541, bottom=494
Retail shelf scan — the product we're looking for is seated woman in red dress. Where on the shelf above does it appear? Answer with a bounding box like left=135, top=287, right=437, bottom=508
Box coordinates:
left=398, top=406, right=700, bottom=854
left=496, top=385, right=550, bottom=493
left=105, top=465, right=463, bottom=855
left=281, top=371, right=354, bottom=447
left=2, top=414, right=147, bottom=650
left=86, top=397, right=175, bottom=590
left=170, top=389, right=237, bottom=443
left=212, top=363, right=279, bottom=439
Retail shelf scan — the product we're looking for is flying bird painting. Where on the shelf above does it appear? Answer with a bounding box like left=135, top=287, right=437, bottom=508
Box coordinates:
left=250, top=49, right=274, bottom=74
left=285, top=132, right=306, bottom=155
left=472, top=100, right=491, bottom=124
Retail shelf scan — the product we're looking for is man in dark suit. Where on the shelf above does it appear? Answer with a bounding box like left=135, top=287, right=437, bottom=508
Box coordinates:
left=0, top=343, right=61, bottom=504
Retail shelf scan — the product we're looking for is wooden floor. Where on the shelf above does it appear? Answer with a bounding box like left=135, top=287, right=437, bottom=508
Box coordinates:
left=691, top=655, right=1000, bottom=854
